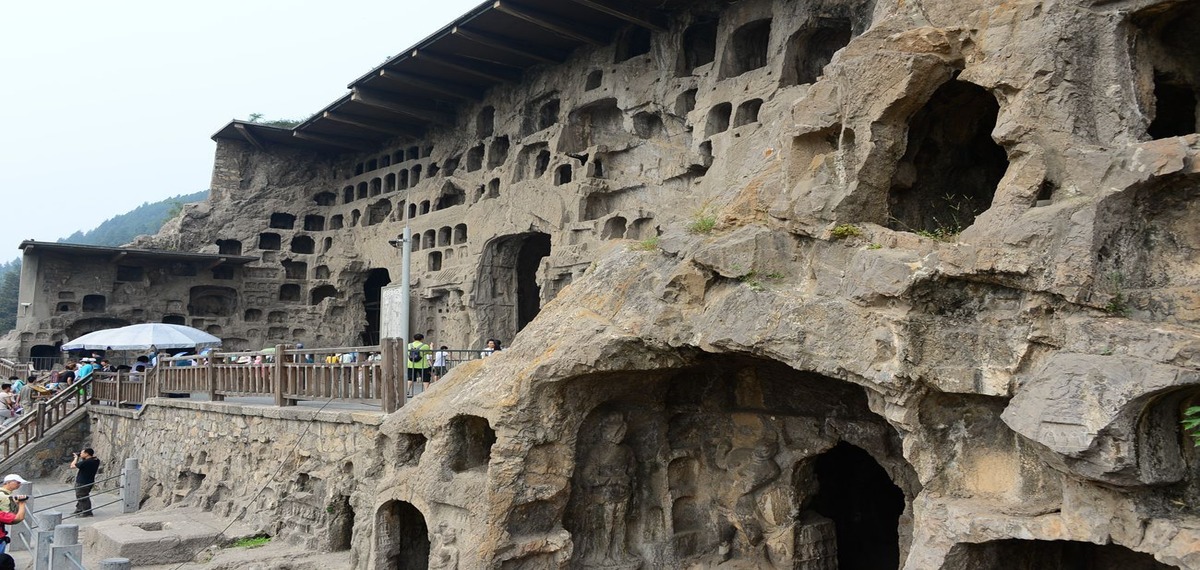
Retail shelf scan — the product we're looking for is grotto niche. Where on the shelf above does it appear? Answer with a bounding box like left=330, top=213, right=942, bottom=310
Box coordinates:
left=562, top=356, right=917, bottom=569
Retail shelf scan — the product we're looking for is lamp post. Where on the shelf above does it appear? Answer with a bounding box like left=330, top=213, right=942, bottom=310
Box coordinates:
left=388, top=224, right=412, bottom=395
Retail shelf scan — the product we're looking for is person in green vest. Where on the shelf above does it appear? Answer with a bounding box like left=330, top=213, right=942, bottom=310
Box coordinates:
left=406, top=334, right=432, bottom=397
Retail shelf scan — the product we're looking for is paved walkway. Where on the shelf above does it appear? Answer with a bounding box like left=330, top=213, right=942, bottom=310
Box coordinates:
left=8, top=475, right=126, bottom=567
left=8, top=475, right=352, bottom=569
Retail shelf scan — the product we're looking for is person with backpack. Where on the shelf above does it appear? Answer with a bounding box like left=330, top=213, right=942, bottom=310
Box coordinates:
left=406, top=334, right=432, bottom=396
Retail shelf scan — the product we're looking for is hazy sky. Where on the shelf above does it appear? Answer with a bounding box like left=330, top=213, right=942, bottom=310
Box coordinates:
left=0, top=0, right=483, bottom=258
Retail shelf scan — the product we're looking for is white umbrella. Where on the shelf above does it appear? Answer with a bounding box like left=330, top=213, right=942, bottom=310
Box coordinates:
left=61, top=323, right=222, bottom=351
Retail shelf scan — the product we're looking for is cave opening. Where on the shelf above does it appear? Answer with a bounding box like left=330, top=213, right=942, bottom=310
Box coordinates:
left=375, top=500, right=429, bottom=570
left=1131, top=1, right=1200, bottom=140
left=476, top=232, right=552, bottom=342
left=887, top=80, right=1008, bottom=235
left=361, top=268, right=391, bottom=345
left=811, top=441, right=906, bottom=570
left=941, top=539, right=1177, bottom=570
left=781, top=17, right=853, bottom=86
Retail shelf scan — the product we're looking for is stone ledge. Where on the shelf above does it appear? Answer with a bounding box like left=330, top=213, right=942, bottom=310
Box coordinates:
left=89, top=399, right=384, bottom=426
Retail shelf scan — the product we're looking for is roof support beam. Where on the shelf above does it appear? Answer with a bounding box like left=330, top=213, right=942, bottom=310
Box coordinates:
left=411, top=50, right=522, bottom=83
left=451, top=26, right=566, bottom=64
left=322, top=112, right=423, bottom=136
left=492, top=1, right=607, bottom=46
left=376, top=70, right=482, bottom=101
left=291, top=131, right=375, bottom=151
left=564, top=0, right=667, bottom=32
left=233, top=123, right=267, bottom=151
left=351, top=89, right=456, bottom=125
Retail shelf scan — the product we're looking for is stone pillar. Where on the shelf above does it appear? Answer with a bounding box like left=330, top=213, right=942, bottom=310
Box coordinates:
left=794, top=517, right=838, bottom=570
left=33, top=511, right=61, bottom=570
left=121, top=458, right=140, bottom=514
left=50, top=524, right=83, bottom=570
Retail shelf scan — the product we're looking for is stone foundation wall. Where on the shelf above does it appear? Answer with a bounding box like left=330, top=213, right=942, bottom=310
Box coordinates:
left=87, top=400, right=384, bottom=561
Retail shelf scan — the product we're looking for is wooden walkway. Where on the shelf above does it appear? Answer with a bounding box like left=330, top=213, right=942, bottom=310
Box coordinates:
left=0, top=342, right=487, bottom=467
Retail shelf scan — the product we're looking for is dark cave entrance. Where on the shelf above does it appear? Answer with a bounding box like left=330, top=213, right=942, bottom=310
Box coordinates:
left=811, top=441, right=906, bottom=570
left=781, top=17, right=853, bottom=86
left=476, top=232, right=551, bottom=344
left=516, top=233, right=551, bottom=331
left=887, top=80, right=1008, bottom=235
left=1149, top=72, right=1198, bottom=140
left=328, top=494, right=354, bottom=551
left=375, top=500, right=429, bottom=570
left=1131, top=1, right=1200, bottom=140
left=940, top=539, right=1178, bottom=570
left=29, top=344, right=60, bottom=370
left=361, top=268, right=391, bottom=345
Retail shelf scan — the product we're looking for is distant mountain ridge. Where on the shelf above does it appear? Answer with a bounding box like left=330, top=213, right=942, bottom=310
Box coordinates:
left=0, top=190, right=209, bottom=334
left=58, top=190, right=209, bottom=247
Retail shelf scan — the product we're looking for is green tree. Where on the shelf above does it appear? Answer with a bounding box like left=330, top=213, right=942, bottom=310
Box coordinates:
left=247, top=113, right=302, bottom=128
left=0, top=259, right=22, bottom=334
left=61, top=190, right=207, bottom=247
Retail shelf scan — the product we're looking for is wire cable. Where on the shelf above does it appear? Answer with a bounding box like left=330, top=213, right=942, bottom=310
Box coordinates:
left=169, top=395, right=342, bottom=569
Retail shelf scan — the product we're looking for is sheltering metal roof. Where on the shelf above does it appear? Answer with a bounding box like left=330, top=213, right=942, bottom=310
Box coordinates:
left=19, top=241, right=258, bottom=265
left=213, top=0, right=670, bottom=153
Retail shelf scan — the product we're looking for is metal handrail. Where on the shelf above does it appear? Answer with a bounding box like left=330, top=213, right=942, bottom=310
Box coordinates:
left=63, top=551, right=87, bottom=570
left=33, top=474, right=122, bottom=499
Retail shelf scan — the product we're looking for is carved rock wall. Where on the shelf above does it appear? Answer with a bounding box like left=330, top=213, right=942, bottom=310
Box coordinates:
left=105, top=0, right=1200, bottom=568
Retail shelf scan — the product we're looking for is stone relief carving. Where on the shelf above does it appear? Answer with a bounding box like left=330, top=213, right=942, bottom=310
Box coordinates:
left=429, top=522, right=459, bottom=570
left=575, top=411, right=641, bottom=569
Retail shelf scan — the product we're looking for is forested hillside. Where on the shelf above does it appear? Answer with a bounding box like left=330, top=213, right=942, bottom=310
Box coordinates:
left=0, top=190, right=209, bottom=334
left=58, top=190, right=208, bottom=246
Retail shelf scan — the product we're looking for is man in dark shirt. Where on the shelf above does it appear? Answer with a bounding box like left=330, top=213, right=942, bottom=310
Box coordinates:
left=69, top=448, right=100, bottom=517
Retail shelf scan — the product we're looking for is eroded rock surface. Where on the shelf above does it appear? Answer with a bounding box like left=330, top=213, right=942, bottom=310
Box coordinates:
left=39, top=0, right=1200, bottom=567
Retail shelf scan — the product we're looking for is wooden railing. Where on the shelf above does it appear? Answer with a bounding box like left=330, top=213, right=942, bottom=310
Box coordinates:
left=0, top=373, right=96, bottom=463
left=0, top=357, right=32, bottom=380
left=152, top=341, right=429, bottom=412
left=0, top=341, right=492, bottom=465
left=91, top=371, right=148, bottom=408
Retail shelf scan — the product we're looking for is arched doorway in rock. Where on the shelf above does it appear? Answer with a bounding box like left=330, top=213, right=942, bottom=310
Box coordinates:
left=802, top=441, right=906, bottom=569
left=328, top=494, right=354, bottom=551
left=940, top=539, right=1178, bottom=569
left=361, top=269, right=391, bottom=345
left=475, top=232, right=552, bottom=344
left=29, top=344, right=59, bottom=370
left=558, top=355, right=918, bottom=569
left=375, top=500, right=429, bottom=570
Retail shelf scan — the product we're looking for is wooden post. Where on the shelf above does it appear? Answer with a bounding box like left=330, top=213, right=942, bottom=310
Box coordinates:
left=35, top=401, right=46, bottom=440
left=381, top=339, right=396, bottom=413
left=273, top=344, right=292, bottom=406
left=115, top=372, right=123, bottom=406
left=207, top=356, right=221, bottom=401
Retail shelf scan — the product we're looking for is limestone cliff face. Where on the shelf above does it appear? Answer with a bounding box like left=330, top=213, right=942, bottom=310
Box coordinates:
left=138, top=0, right=1200, bottom=567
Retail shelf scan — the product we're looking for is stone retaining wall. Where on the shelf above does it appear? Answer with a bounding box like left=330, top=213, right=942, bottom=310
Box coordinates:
left=87, top=399, right=384, bottom=559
